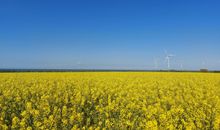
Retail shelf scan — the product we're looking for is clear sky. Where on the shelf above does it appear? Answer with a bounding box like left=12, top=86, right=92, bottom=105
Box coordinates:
left=0, top=0, right=220, bottom=70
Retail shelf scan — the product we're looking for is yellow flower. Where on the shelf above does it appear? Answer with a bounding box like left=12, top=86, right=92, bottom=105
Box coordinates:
left=12, top=116, right=20, bottom=129
left=26, top=102, right=32, bottom=110
left=20, top=119, right=27, bottom=128
left=27, top=126, right=32, bottom=130
left=145, top=120, right=158, bottom=129
left=0, top=72, right=220, bottom=129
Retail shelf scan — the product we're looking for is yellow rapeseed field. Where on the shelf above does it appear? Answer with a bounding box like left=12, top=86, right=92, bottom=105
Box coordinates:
left=0, top=72, right=220, bottom=130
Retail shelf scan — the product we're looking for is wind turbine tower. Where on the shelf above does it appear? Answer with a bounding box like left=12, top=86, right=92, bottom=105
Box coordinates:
left=165, top=51, right=175, bottom=70
left=180, top=63, right=183, bottom=70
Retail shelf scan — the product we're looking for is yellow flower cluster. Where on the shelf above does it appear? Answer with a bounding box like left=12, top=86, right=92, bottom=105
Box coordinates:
left=0, top=72, right=220, bottom=129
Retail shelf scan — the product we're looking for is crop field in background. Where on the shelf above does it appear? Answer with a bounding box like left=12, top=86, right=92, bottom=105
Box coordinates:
left=0, top=72, right=220, bottom=130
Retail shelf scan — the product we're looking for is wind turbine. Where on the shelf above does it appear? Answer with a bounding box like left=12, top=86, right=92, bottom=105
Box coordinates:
left=178, top=60, right=183, bottom=71
left=165, top=50, right=175, bottom=70
left=77, top=61, right=81, bottom=65
left=202, top=61, right=206, bottom=69
left=180, top=63, right=183, bottom=70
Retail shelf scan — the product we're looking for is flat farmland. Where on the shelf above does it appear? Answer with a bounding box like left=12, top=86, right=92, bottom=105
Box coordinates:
left=0, top=72, right=220, bottom=130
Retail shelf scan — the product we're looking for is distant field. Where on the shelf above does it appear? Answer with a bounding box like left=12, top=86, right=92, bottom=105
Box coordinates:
left=0, top=72, right=220, bottom=129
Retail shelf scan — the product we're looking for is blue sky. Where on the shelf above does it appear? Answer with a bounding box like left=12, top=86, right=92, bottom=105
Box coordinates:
left=0, top=0, right=220, bottom=70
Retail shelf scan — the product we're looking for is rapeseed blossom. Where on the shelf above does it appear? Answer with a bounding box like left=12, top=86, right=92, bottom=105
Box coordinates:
left=0, top=72, right=220, bottom=129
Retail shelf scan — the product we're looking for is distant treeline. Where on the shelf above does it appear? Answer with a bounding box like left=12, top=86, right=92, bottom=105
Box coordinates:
left=0, top=69, right=220, bottom=73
